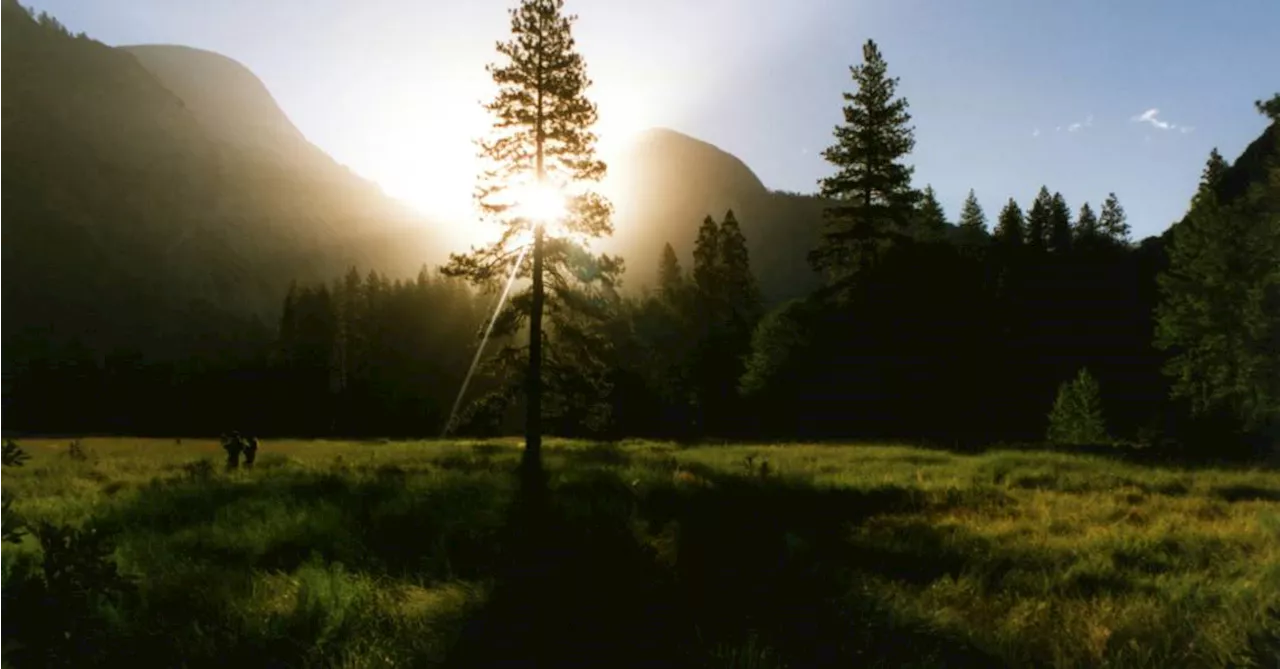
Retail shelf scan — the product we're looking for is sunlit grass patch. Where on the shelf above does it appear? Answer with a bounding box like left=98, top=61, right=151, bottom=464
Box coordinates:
left=2, top=437, right=1277, bottom=667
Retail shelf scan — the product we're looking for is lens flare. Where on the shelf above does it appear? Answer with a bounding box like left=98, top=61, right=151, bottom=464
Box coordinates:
left=441, top=242, right=531, bottom=437
left=510, top=181, right=567, bottom=223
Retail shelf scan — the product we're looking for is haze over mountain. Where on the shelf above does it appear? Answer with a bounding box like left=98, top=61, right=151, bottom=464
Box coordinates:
left=1, top=0, right=442, bottom=370
left=606, top=128, right=826, bottom=302
left=0, top=0, right=833, bottom=371
left=4, top=0, right=1275, bottom=401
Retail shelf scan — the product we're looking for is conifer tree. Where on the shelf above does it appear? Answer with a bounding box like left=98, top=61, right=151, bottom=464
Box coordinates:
left=1199, top=151, right=1230, bottom=200
left=1049, top=192, right=1073, bottom=252
left=1026, top=186, right=1054, bottom=250
left=1156, top=138, right=1280, bottom=433
left=719, top=210, right=762, bottom=324
left=1257, top=93, right=1280, bottom=120
left=1098, top=192, right=1131, bottom=245
left=657, top=242, right=683, bottom=302
left=994, top=198, right=1026, bottom=246
left=1074, top=202, right=1100, bottom=243
left=688, top=211, right=762, bottom=435
left=442, top=0, right=616, bottom=465
left=1047, top=368, right=1109, bottom=444
left=810, top=39, right=918, bottom=286
left=957, top=189, right=987, bottom=244
left=693, top=215, right=722, bottom=298
left=914, top=185, right=949, bottom=241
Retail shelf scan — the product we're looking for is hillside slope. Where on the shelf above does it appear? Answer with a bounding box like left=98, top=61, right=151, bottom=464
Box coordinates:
left=1, top=1, right=441, bottom=368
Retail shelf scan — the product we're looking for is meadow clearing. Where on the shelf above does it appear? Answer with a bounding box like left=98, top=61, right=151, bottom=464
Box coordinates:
left=2, top=437, right=1278, bottom=668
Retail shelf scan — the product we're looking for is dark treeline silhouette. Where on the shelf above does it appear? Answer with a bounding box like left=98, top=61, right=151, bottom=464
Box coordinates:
left=3, top=1, right=1277, bottom=458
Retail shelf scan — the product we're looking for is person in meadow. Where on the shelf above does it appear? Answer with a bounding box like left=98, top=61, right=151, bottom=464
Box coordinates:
left=221, top=431, right=243, bottom=471
left=243, top=435, right=259, bottom=469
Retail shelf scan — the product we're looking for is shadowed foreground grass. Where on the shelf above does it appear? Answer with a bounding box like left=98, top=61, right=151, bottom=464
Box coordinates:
left=2, top=438, right=1278, bottom=667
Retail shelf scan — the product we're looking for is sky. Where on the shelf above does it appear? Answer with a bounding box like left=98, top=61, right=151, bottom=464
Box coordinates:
left=26, top=0, right=1280, bottom=241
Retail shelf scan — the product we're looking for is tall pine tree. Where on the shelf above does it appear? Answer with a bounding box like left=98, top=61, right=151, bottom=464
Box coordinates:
left=442, top=0, right=616, bottom=465
left=719, top=210, right=762, bottom=326
left=657, top=242, right=683, bottom=302
left=689, top=211, right=761, bottom=435
left=957, top=189, right=988, bottom=245
left=994, top=198, right=1026, bottom=246
left=1098, top=192, right=1131, bottom=245
left=1156, top=135, right=1280, bottom=435
left=1026, top=186, right=1054, bottom=250
left=1074, top=202, right=1100, bottom=243
left=1049, top=191, right=1073, bottom=252
left=914, top=185, right=949, bottom=241
left=810, top=39, right=918, bottom=287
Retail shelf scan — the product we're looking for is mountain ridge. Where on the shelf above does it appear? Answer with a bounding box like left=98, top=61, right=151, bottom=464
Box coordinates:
left=1, top=1, right=442, bottom=369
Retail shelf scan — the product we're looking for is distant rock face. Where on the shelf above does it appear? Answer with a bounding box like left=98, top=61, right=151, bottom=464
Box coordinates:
left=122, top=45, right=309, bottom=154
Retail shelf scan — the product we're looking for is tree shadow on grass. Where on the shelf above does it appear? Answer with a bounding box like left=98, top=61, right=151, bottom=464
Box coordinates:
left=8, top=451, right=1019, bottom=668
left=442, top=461, right=1006, bottom=668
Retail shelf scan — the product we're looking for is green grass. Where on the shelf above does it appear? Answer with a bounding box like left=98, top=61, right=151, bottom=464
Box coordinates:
left=3, top=437, right=1278, bottom=667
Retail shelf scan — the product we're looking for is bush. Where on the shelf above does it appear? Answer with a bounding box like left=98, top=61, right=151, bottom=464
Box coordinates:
left=1047, top=368, right=1109, bottom=445
left=2, top=492, right=24, bottom=544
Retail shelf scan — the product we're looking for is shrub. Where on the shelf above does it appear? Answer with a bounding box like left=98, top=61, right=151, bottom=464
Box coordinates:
left=0, top=488, right=25, bottom=547
left=1047, top=368, right=1109, bottom=445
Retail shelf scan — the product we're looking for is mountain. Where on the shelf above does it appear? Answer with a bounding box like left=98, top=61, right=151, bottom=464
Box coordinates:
left=122, top=45, right=309, bottom=154
left=1, top=1, right=443, bottom=370
left=606, top=128, right=825, bottom=303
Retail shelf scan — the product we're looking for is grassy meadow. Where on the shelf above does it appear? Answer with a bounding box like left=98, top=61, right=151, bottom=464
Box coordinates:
left=2, top=437, right=1279, bottom=668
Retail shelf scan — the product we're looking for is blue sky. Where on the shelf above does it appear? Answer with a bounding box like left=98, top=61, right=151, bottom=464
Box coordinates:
left=25, top=0, right=1280, bottom=241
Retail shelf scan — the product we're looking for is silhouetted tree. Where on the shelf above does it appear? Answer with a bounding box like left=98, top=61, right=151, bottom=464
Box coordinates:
left=810, top=39, right=918, bottom=288
left=657, top=242, right=683, bottom=302
left=1098, top=192, right=1131, bottom=245
left=441, top=0, right=617, bottom=465
left=688, top=211, right=762, bottom=435
left=957, top=189, right=988, bottom=245
left=1074, top=202, right=1100, bottom=244
left=994, top=198, right=1026, bottom=247
left=914, top=185, right=949, bottom=241
left=1257, top=93, right=1280, bottom=120
left=719, top=210, right=763, bottom=326
left=1049, top=192, right=1073, bottom=252
left=1026, top=186, right=1053, bottom=250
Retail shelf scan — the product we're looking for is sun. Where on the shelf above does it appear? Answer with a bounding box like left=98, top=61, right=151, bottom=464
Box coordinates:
left=509, top=180, right=568, bottom=225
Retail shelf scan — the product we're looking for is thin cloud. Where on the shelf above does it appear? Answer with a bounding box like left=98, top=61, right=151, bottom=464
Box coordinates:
left=1054, top=114, right=1094, bottom=133
left=1132, top=108, right=1191, bottom=133
left=1067, top=113, right=1094, bottom=133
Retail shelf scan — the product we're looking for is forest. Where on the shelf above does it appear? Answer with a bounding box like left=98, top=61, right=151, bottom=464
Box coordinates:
left=2, top=2, right=1279, bottom=667
left=2, top=0, right=1278, bottom=461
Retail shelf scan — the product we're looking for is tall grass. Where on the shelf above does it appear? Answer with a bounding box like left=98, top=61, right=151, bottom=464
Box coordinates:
left=3, top=437, right=1277, bottom=667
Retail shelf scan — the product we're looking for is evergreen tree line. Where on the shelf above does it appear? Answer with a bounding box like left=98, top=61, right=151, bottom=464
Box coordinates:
left=4, top=269, right=495, bottom=438
left=4, top=27, right=1275, bottom=456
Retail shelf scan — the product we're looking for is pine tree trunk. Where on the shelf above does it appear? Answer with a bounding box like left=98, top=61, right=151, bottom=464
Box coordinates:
left=526, top=224, right=544, bottom=467
left=526, top=75, right=545, bottom=470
